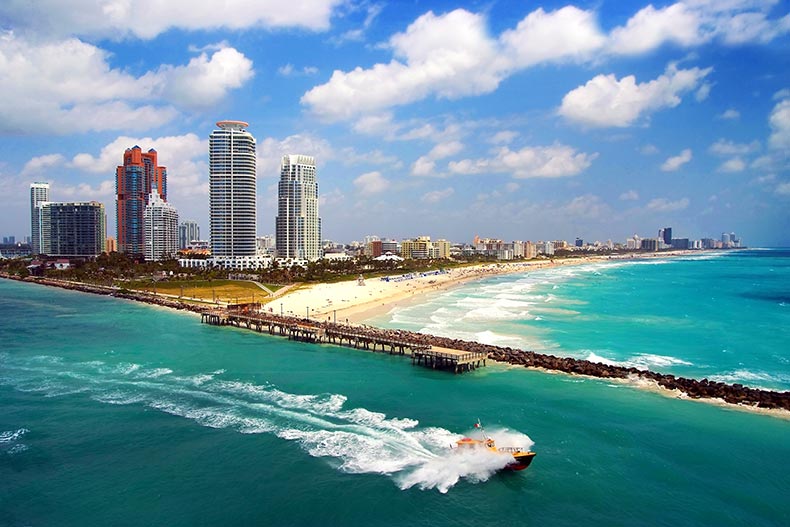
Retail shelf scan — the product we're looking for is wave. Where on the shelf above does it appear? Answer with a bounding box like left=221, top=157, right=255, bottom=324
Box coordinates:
left=708, top=369, right=790, bottom=390
left=585, top=351, right=692, bottom=370
left=0, top=427, right=30, bottom=456
left=0, top=355, right=534, bottom=493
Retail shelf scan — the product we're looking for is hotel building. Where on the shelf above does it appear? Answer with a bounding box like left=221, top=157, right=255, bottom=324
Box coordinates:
left=276, top=154, right=321, bottom=261
left=40, top=201, right=106, bottom=257
left=30, top=182, right=50, bottom=255
left=209, top=121, right=258, bottom=267
left=143, top=191, right=179, bottom=261
left=116, top=147, right=167, bottom=255
left=179, top=220, right=200, bottom=249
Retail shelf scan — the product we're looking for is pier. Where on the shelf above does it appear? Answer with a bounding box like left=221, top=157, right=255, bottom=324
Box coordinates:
left=199, top=309, right=485, bottom=373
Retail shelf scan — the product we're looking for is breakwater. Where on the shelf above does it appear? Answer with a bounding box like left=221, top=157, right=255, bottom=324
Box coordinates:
left=3, top=273, right=789, bottom=412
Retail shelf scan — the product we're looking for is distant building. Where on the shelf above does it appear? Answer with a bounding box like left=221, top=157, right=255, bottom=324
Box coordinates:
left=143, top=191, right=179, bottom=261
left=179, top=220, right=200, bottom=249
left=106, top=236, right=117, bottom=253
left=660, top=227, right=672, bottom=246
left=276, top=154, right=321, bottom=261
left=366, top=239, right=383, bottom=258
left=575, top=237, right=584, bottom=248
left=30, top=182, right=50, bottom=255
left=40, top=201, right=105, bottom=256
left=116, top=146, right=167, bottom=255
left=640, top=238, right=659, bottom=251
left=209, top=121, right=257, bottom=265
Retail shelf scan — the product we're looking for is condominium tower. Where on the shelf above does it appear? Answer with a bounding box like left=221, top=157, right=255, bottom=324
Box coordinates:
left=178, top=220, right=200, bottom=249
left=143, top=191, right=179, bottom=261
left=40, top=201, right=106, bottom=256
left=209, top=121, right=257, bottom=260
left=30, top=182, right=50, bottom=255
left=276, top=154, right=321, bottom=261
left=116, top=147, right=167, bottom=254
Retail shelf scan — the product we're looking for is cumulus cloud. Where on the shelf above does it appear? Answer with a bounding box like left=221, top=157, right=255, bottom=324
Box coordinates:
left=709, top=138, right=761, bottom=156
left=59, top=180, right=116, bottom=200
left=768, top=97, right=790, bottom=150
left=718, top=157, right=747, bottom=172
left=353, top=171, right=391, bottom=195
left=257, top=134, right=334, bottom=178
left=619, top=190, right=640, bottom=201
left=147, top=47, right=254, bottom=109
left=449, top=144, right=597, bottom=179
left=0, top=34, right=253, bottom=134
left=302, top=2, right=787, bottom=121
left=559, top=63, right=712, bottom=128
left=639, top=144, right=660, bottom=155
left=776, top=182, right=790, bottom=196
left=21, top=154, right=65, bottom=176
left=411, top=141, right=464, bottom=176
left=0, top=0, right=343, bottom=39
left=69, top=133, right=209, bottom=197
left=646, top=197, right=690, bottom=212
left=278, top=64, right=319, bottom=76
left=718, top=108, right=740, bottom=119
left=489, top=131, right=518, bottom=144
left=421, top=187, right=455, bottom=203
left=563, top=194, right=611, bottom=219
left=661, top=148, right=693, bottom=171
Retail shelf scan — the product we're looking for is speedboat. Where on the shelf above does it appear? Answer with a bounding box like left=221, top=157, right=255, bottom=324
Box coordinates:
left=454, top=420, right=536, bottom=471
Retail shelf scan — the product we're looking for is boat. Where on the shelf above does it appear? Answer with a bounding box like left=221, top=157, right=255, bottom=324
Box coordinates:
left=453, top=420, right=536, bottom=471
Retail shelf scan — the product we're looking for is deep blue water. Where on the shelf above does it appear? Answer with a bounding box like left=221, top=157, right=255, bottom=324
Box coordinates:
left=1, top=255, right=789, bottom=526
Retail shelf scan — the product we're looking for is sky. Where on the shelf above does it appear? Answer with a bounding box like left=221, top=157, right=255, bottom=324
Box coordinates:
left=1, top=0, right=789, bottom=247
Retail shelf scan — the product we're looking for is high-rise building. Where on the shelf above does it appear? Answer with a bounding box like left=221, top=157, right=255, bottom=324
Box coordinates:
left=40, top=201, right=106, bottom=256
left=209, top=121, right=257, bottom=259
left=144, top=191, right=179, bottom=261
left=30, top=182, right=50, bottom=255
left=116, top=146, right=167, bottom=255
left=661, top=227, right=672, bottom=245
left=276, top=154, right=321, bottom=261
left=179, top=220, right=200, bottom=249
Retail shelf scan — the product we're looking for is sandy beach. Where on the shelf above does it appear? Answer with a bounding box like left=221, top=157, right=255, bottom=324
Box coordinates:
left=263, top=252, right=691, bottom=324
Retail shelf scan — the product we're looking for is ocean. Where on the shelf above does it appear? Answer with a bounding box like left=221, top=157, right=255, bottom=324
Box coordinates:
left=1, top=249, right=789, bottom=526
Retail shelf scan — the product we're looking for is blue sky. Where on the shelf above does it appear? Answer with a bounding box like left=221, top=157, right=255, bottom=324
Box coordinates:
left=1, top=0, right=788, bottom=246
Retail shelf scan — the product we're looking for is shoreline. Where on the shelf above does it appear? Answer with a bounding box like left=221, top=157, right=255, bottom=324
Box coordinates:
left=3, top=256, right=789, bottom=418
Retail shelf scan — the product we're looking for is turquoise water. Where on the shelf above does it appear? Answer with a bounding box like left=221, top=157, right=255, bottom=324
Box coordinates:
left=373, top=249, right=790, bottom=391
left=1, top=264, right=789, bottom=526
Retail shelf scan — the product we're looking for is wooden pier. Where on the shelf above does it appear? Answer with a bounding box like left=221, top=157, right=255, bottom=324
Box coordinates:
left=412, top=348, right=488, bottom=374
left=199, top=309, right=487, bottom=373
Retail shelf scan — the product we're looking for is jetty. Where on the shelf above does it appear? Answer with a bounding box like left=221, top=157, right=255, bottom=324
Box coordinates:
left=199, top=308, right=484, bottom=373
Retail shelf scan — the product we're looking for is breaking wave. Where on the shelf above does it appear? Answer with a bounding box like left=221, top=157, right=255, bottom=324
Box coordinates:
left=0, top=355, right=533, bottom=493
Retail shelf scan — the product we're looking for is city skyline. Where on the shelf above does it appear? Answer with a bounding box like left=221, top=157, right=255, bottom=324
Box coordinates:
left=1, top=1, right=788, bottom=246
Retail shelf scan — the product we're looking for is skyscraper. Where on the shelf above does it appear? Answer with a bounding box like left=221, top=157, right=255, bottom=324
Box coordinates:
left=209, top=121, right=257, bottom=260
left=143, top=191, right=179, bottom=261
left=40, top=201, right=106, bottom=256
left=276, top=154, right=321, bottom=261
left=30, top=182, right=50, bottom=255
left=178, top=220, right=200, bottom=249
left=662, top=227, right=672, bottom=245
left=116, top=146, right=167, bottom=255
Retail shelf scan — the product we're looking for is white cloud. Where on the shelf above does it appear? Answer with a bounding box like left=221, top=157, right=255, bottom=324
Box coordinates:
left=421, top=187, right=454, bottom=204
left=411, top=140, right=464, bottom=176
left=695, top=82, right=712, bottom=101
left=21, top=154, right=65, bottom=176
left=646, top=197, right=690, bottom=212
left=661, top=148, right=693, bottom=171
left=147, top=46, right=254, bottom=110
left=0, top=34, right=253, bottom=134
left=768, top=98, right=790, bottom=150
left=354, top=171, right=391, bottom=195
left=559, top=63, right=712, bottom=128
left=302, top=3, right=787, bottom=121
left=719, top=108, right=740, bottom=119
left=500, top=6, right=606, bottom=67
left=257, top=134, right=334, bottom=178
left=608, top=3, right=703, bottom=55
left=70, top=133, right=209, bottom=198
left=489, top=131, right=518, bottom=144
left=639, top=144, right=660, bottom=155
left=278, top=64, right=319, bottom=76
left=718, top=157, right=747, bottom=172
left=449, top=144, right=597, bottom=179
left=709, top=139, right=760, bottom=155
left=0, top=0, right=343, bottom=39
left=563, top=194, right=610, bottom=219
left=776, top=182, right=790, bottom=196
left=59, top=180, right=116, bottom=200
left=619, top=190, right=640, bottom=201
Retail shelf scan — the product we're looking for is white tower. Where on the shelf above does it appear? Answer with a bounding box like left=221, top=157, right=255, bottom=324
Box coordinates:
left=209, top=120, right=257, bottom=260
left=143, top=191, right=179, bottom=261
left=30, top=182, right=50, bottom=255
left=276, top=155, right=321, bottom=261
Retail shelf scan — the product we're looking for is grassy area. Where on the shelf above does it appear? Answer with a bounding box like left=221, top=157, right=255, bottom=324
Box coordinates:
left=125, top=279, right=278, bottom=304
